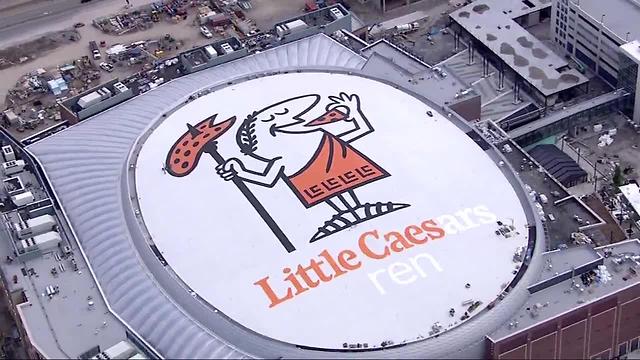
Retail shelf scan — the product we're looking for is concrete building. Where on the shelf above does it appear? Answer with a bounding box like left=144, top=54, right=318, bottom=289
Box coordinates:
left=272, top=4, right=352, bottom=44
left=620, top=40, right=640, bottom=123
left=487, top=240, right=640, bottom=360
left=0, top=132, right=155, bottom=359
left=179, top=37, right=247, bottom=74
left=550, top=0, right=640, bottom=86
left=59, top=78, right=134, bottom=124
left=450, top=0, right=589, bottom=108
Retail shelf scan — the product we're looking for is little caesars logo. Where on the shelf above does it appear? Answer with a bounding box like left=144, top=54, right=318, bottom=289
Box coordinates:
left=254, top=205, right=496, bottom=308
left=164, top=93, right=497, bottom=308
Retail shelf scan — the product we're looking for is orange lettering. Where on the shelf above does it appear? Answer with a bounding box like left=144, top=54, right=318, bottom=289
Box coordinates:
left=421, top=219, right=446, bottom=240
left=253, top=276, right=293, bottom=308
left=385, top=231, right=414, bottom=253
left=358, top=230, right=389, bottom=260
left=404, top=225, right=428, bottom=245
left=319, top=249, right=347, bottom=277
left=283, top=267, right=308, bottom=295
left=338, top=249, right=361, bottom=270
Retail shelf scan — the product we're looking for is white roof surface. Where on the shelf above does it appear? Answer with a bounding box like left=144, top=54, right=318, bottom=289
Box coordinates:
left=621, top=40, right=640, bottom=65
left=135, top=72, right=530, bottom=349
left=620, top=183, right=640, bottom=215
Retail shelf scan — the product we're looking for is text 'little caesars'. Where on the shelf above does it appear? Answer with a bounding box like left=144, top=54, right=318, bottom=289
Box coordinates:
left=253, top=205, right=497, bottom=308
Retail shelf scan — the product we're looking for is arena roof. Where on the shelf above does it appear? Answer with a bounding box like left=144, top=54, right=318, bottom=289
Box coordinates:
left=451, top=1, right=588, bottom=97
left=26, top=34, right=546, bottom=358
left=135, top=71, right=531, bottom=349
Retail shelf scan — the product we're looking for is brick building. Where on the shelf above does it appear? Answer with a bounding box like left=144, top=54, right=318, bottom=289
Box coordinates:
left=487, top=240, right=640, bottom=359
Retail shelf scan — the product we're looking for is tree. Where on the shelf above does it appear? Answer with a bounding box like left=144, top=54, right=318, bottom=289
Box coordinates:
left=613, top=165, right=625, bottom=187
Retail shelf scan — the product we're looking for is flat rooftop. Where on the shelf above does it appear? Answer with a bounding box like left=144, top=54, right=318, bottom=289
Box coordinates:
left=621, top=40, right=640, bottom=65
left=489, top=239, right=640, bottom=341
left=573, top=0, right=640, bottom=43
left=620, top=183, right=640, bottom=216
left=451, top=1, right=588, bottom=97
left=361, top=39, right=431, bottom=74
left=0, top=140, right=129, bottom=358
left=360, top=45, right=472, bottom=106
left=532, top=246, right=602, bottom=285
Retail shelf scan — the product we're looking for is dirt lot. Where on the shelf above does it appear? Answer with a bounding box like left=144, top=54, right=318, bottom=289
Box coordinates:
left=0, top=16, right=220, bottom=105
left=0, top=30, right=81, bottom=70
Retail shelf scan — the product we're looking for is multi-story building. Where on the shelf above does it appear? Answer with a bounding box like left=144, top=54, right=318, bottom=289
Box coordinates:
left=551, top=0, right=640, bottom=86
left=620, top=40, right=640, bottom=122
left=487, top=240, right=640, bottom=360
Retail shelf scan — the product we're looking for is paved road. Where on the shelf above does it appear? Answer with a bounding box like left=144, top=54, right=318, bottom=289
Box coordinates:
left=0, top=0, right=133, bottom=48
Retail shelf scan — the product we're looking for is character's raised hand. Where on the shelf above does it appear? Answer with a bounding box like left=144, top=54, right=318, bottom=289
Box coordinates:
left=215, top=158, right=244, bottom=181
left=325, top=92, right=361, bottom=120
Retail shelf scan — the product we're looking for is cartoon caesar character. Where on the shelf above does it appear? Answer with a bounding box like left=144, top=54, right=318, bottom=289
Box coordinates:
left=216, top=93, right=409, bottom=242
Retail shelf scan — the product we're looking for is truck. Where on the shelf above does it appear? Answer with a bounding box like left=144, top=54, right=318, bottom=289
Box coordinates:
left=395, top=22, right=420, bottom=34
left=89, top=41, right=101, bottom=60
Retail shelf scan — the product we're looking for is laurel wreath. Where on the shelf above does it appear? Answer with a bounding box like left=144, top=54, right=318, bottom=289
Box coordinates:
left=237, top=111, right=258, bottom=155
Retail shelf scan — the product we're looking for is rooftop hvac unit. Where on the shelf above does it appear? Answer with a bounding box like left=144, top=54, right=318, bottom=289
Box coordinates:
left=29, top=231, right=61, bottom=252
left=11, top=191, right=33, bottom=207
left=2, top=159, right=25, bottom=175
left=97, top=87, right=112, bottom=100
left=330, top=7, right=344, bottom=20
left=113, top=82, right=128, bottom=93
left=276, top=19, right=308, bottom=38
left=23, top=214, right=56, bottom=237
left=2, top=145, right=15, bottom=162
left=128, top=353, right=148, bottom=359
left=220, top=42, right=234, bottom=55
left=103, top=341, right=136, bottom=360
left=77, top=92, right=103, bottom=109
left=204, top=45, right=218, bottom=58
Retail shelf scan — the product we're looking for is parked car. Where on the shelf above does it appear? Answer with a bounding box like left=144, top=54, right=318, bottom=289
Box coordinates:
left=89, top=41, right=101, bottom=60
left=99, top=62, right=114, bottom=72
left=200, top=26, right=213, bottom=39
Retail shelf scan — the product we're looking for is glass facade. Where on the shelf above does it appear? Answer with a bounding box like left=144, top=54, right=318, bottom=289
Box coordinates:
left=618, top=52, right=638, bottom=94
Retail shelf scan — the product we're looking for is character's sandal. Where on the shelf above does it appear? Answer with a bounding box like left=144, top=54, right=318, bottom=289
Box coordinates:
left=310, top=202, right=410, bottom=242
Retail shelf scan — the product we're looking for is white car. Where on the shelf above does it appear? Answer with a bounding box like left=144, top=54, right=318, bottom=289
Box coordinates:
left=200, top=26, right=213, bottom=39
left=99, top=62, right=114, bottom=72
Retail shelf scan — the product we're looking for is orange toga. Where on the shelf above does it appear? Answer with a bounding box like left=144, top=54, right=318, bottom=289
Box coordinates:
left=287, top=132, right=388, bottom=208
